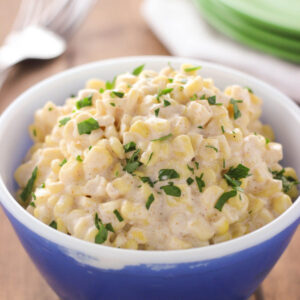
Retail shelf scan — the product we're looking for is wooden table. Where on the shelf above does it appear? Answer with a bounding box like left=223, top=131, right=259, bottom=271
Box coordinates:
left=0, top=1, right=299, bottom=299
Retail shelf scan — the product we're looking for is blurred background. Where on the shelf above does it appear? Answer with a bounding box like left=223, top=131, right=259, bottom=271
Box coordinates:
left=0, top=0, right=299, bottom=299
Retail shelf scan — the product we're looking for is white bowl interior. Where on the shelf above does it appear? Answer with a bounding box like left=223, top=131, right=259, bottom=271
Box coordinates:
left=0, top=56, right=299, bottom=268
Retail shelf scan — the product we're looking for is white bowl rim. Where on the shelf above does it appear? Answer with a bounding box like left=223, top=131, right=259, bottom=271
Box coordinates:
left=0, top=55, right=299, bottom=267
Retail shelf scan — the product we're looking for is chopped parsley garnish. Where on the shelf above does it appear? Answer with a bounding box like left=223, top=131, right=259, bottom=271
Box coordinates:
left=111, top=91, right=124, bottom=98
left=223, top=174, right=243, bottom=192
left=29, top=202, right=36, bottom=207
left=200, top=94, right=206, bottom=99
left=76, top=155, right=83, bottom=162
left=105, top=76, right=117, bottom=90
left=187, top=164, right=194, bottom=173
left=265, top=137, right=270, bottom=144
left=205, top=145, right=218, bottom=152
left=20, top=167, right=38, bottom=202
left=271, top=169, right=300, bottom=194
left=195, top=161, right=199, bottom=169
left=230, top=98, right=243, bottom=120
left=151, top=133, right=172, bottom=142
left=140, top=176, right=155, bottom=187
left=215, top=190, right=237, bottom=211
left=77, top=118, right=100, bottom=135
left=40, top=183, right=45, bottom=188
left=113, top=209, right=124, bottom=222
left=168, top=78, right=174, bottom=83
left=184, top=66, right=202, bottom=72
left=123, top=141, right=136, bottom=153
left=223, top=159, right=226, bottom=169
left=195, top=173, right=205, bottom=192
left=221, top=125, right=225, bottom=133
left=154, top=108, right=160, bottom=117
left=105, top=223, right=114, bottom=233
left=33, top=129, right=37, bottom=136
left=158, top=169, right=180, bottom=181
left=190, top=94, right=197, bottom=101
left=226, top=164, right=250, bottom=180
left=245, top=86, right=253, bottom=93
left=48, top=107, right=53, bottom=111
left=157, top=88, right=173, bottom=98
left=94, top=212, right=101, bottom=230
left=147, top=152, right=154, bottom=165
left=146, top=193, right=155, bottom=210
left=163, top=99, right=171, bottom=107
left=186, top=177, right=194, bottom=185
left=76, top=95, right=92, bottom=109
left=123, top=149, right=142, bottom=173
left=110, top=102, right=116, bottom=107
left=207, top=95, right=216, bottom=105
left=32, top=192, right=36, bottom=200
left=160, top=182, right=181, bottom=197
left=99, top=88, right=105, bottom=93
left=95, top=224, right=108, bottom=244
left=198, top=125, right=203, bottom=129
left=49, top=220, right=57, bottom=229
left=88, top=145, right=93, bottom=150
left=59, top=117, right=71, bottom=127
left=70, top=94, right=76, bottom=98
left=132, top=64, right=145, bottom=76
left=59, top=158, right=67, bottom=167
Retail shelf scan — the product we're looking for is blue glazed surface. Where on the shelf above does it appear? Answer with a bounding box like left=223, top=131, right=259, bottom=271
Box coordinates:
left=2, top=206, right=298, bottom=300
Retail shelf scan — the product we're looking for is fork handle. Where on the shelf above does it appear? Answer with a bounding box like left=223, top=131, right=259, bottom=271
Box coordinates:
left=0, top=44, right=25, bottom=88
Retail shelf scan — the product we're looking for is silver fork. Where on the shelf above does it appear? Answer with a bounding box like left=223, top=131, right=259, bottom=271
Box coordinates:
left=0, top=0, right=97, bottom=88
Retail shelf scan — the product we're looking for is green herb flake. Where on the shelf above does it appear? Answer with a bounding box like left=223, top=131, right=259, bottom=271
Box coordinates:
left=88, top=145, right=93, bottom=151
left=32, top=192, right=36, bottom=200
left=198, top=125, right=203, bottom=129
left=95, top=224, right=108, bottom=244
left=190, top=94, right=197, bottom=101
left=207, top=95, right=216, bottom=105
left=186, top=177, right=194, bottom=185
left=77, top=118, right=100, bottom=135
left=105, top=223, right=114, bottom=233
left=48, top=107, right=53, bottom=111
left=184, top=66, right=202, bottom=72
left=163, top=99, right=171, bottom=107
left=245, top=86, right=253, bottom=94
left=132, top=64, right=145, bottom=76
left=205, top=145, right=218, bottom=152
left=20, top=167, right=38, bottom=203
left=123, top=149, right=142, bottom=174
left=40, top=183, right=45, bottom=188
left=168, top=78, right=174, bottom=83
left=59, top=158, right=67, bottom=167
left=140, top=176, right=155, bottom=187
left=113, top=209, right=124, bottom=222
left=200, top=94, right=206, bottom=100
left=123, top=141, right=136, bottom=153
left=160, top=182, right=181, bottom=197
left=195, top=173, right=205, bottom=192
left=29, top=202, right=36, bottom=207
left=146, top=152, right=154, bottom=165
left=105, top=76, right=117, bottom=90
left=76, top=95, right=93, bottom=109
left=111, top=91, right=124, bottom=98
left=187, top=164, right=194, bottom=174
left=94, top=212, right=102, bottom=230
left=158, top=169, right=180, bottom=181
left=49, top=220, right=57, bottom=229
left=271, top=169, right=300, bottom=194
left=32, top=129, right=37, bottom=136
left=99, top=88, right=105, bottom=93
left=221, top=125, right=225, bottom=133
left=59, top=117, right=71, bottom=127
left=223, top=159, right=226, bottom=169
left=157, top=88, right=173, bottom=98
left=195, top=161, right=199, bottom=169
left=230, top=98, right=243, bottom=120
left=154, top=108, right=160, bottom=117
left=146, top=193, right=155, bottom=210
left=265, top=137, right=270, bottom=145
left=76, top=155, right=83, bottom=162
left=70, top=94, right=76, bottom=98
left=110, top=102, right=116, bottom=107
left=226, top=164, right=250, bottom=180
left=215, top=190, right=237, bottom=211
left=151, top=133, right=172, bottom=142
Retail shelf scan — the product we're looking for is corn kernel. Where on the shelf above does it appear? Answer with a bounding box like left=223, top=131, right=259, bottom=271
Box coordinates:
left=172, top=135, right=194, bottom=161
left=213, top=216, right=229, bottom=235
left=129, top=120, right=149, bottom=138
left=272, top=193, right=292, bottom=214
left=85, top=79, right=105, bottom=90
left=188, top=217, right=215, bottom=241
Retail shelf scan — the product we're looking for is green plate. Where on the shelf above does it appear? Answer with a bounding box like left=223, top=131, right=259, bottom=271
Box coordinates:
left=194, top=0, right=300, bottom=63
left=209, top=0, right=300, bottom=53
left=220, top=0, right=300, bottom=38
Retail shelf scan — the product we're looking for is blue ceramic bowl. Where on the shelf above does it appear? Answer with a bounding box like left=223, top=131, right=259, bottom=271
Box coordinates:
left=0, top=56, right=299, bottom=300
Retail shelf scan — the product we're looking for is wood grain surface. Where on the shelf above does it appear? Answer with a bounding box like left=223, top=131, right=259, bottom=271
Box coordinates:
left=0, top=1, right=299, bottom=299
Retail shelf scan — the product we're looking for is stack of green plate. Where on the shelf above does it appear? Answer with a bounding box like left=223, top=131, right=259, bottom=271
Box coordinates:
left=193, top=0, right=300, bottom=63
